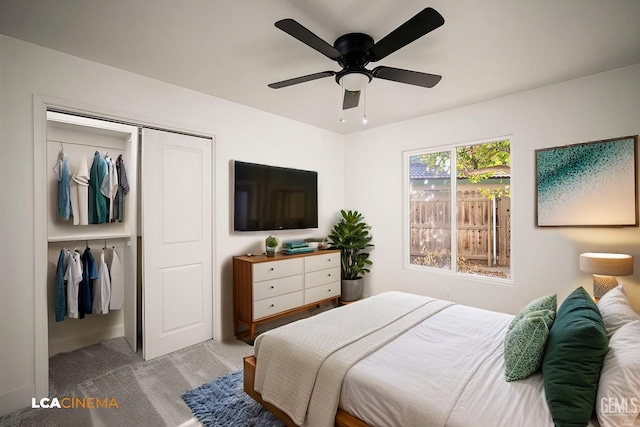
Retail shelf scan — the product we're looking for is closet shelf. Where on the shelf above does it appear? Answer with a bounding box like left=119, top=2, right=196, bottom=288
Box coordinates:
left=48, top=233, right=132, bottom=243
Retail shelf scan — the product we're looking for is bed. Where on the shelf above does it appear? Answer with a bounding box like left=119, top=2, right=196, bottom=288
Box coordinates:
left=243, top=289, right=640, bottom=427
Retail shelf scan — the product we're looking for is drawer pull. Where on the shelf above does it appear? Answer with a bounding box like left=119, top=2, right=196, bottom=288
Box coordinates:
left=270, top=304, right=275, bottom=308
left=328, top=259, right=331, bottom=262
left=328, top=289, right=331, bottom=292
left=328, top=273, right=331, bottom=277
left=270, top=267, right=274, bottom=271
left=270, top=286, right=274, bottom=289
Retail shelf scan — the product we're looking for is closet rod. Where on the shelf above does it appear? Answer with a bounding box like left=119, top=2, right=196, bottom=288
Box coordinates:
left=47, top=106, right=213, bottom=141
left=48, top=234, right=131, bottom=243
left=48, top=139, right=124, bottom=153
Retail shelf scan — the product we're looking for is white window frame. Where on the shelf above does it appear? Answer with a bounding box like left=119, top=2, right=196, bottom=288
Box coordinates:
left=403, top=136, right=514, bottom=285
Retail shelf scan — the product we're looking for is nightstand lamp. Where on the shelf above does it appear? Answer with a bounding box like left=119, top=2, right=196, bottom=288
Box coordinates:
left=579, top=252, right=634, bottom=299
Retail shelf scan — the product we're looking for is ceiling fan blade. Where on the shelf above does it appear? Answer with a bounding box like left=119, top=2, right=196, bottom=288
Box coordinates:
left=372, top=66, right=441, bottom=88
left=268, top=71, right=336, bottom=89
left=368, top=7, right=444, bottom=62
left=343, top=90, right=360, bottom=110
left=275, top=19, right=342, bottom=60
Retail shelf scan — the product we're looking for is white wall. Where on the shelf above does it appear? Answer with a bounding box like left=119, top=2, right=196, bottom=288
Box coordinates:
left=0, top=35, right=345, bottom=415
left=344, top=63, right=640, bottom=314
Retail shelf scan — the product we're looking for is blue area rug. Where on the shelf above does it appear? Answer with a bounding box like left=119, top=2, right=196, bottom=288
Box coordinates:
left=182, top=370, right=284, bottom=427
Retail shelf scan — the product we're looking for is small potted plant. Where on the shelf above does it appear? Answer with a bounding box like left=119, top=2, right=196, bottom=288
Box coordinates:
left=265, top=235, right=279, bottom=257
left=328, top=210, right=373, bottom=301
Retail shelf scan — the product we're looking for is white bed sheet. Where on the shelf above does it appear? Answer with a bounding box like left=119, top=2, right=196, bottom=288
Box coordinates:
left=340, top=303, right=601, bottom=427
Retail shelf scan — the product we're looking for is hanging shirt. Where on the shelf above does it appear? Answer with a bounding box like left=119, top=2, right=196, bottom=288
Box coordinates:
left=54, top=250, right=67, bottom=322
left=100, top=155, right=111, bottom=199
left=109, top=156, right=118, bottom=221
left=101, top=155, right=118, bottom=223
left=89, top=151, right=108, bottom=224
left=106, top=247, right=124, bottom=310
left=93, top=249, right=111, bottom=315
left=71, top=155, right=90, bottom=225
left=79, top=248, right=98, bottom=318
left=114, top=155, right=130, bottom=222
left=53, top=151, right=71, bottom=219
left=65, top=250, right=82, bottom=319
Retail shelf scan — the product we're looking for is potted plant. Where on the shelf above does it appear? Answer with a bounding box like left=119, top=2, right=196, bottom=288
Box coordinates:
left=328, top=210, right=373, bottom=301
left=265, top=235, right=278, bottom=257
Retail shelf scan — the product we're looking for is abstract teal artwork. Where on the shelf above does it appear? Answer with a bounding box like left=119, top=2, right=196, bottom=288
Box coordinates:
left=536, top=136, right=638, bottom=227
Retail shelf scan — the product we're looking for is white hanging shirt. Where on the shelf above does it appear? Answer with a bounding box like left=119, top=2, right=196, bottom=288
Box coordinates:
left=93, top=250, right=111, bottom=314
left=71, top=155, right=90, bottom=225
left=100, top=155, right=111, bottom=198
left=64, top=251, right=83, bottom=319
left=107, top=247, right=124, bottom=310
left=100, top=155, right=118, bottom=222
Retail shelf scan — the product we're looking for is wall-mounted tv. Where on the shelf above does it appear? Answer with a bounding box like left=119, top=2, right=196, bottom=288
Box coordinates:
left=233, top=161, right=318, bottom=231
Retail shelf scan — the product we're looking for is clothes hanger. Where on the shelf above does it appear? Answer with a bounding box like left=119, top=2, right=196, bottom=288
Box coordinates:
left=53, top=143, right=65, bottom=172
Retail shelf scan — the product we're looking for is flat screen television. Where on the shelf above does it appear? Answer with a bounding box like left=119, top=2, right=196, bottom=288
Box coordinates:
left=233, top=161, right=318, bottom=231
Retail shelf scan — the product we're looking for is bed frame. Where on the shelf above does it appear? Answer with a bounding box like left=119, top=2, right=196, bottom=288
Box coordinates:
left=243, top=356, right=369, bottom=427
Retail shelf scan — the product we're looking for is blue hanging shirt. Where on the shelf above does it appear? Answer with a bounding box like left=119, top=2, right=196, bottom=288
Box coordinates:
left=54, top=152, right=71, bottom=219
left=54, top=250, right=67, bottom=322
left=79, top=248, right=98, bottom=318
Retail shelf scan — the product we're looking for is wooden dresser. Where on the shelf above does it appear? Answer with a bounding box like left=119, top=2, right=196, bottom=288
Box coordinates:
left=233, top=249, right=341, bottom=340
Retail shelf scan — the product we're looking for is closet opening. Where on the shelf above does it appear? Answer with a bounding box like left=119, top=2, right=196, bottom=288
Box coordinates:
left=45, top=111, right=139, bottom=357
left=36, top=102, right=215, bottom=401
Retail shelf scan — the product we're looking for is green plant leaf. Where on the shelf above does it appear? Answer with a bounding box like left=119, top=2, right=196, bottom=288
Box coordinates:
left=329, top=210, right=374, bottom=279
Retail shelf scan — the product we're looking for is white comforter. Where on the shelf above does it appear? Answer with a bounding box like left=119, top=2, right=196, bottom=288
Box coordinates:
left=341, top=302, right=602, bottom=427
left=254, top=292, right=452, bottom=426
left=255, top=292, right=600, bottom=427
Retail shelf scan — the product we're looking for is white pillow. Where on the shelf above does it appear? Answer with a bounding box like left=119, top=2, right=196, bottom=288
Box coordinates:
left=597, top=284, right=640, bottom=337
left=596, top=320, right=640, bottom=427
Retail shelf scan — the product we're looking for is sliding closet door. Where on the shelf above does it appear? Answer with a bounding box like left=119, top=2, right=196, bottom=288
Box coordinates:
left=142, top=129, right=213, bottom=360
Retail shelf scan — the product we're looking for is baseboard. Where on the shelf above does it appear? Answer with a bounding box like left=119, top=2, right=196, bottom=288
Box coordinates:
left=0, top=383, right=35, bottom=417
left=49, top=325, right=125, bottom=356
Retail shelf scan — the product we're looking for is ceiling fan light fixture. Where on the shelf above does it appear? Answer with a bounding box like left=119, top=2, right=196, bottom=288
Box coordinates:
left=338, top=73, right=370, bottom=91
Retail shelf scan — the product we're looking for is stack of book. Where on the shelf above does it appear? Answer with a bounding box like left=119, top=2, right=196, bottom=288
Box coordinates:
left=282, top=240, right=315, bottom=255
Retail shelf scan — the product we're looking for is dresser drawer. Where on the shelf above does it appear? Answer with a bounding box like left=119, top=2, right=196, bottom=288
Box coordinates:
left=305, top=267, right=340, bottom=289
left=304, top=282, right=340, bottom=305
left=253, top=291, right=304, bottom=320
left=253, top=258, right=303, bottom=282
left=304, top=252, right=340, bottom=273
left=253, top=275, right=303, bottom=301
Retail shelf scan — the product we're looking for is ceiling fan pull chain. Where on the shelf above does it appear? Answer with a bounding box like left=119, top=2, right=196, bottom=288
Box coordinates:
left=339, top=79, right=346, bottom=123
left=363, top=85, right=368, bottom=125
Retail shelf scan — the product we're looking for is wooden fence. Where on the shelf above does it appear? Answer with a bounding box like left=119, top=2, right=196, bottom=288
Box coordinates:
left=410, top=190, right=510, bottom=266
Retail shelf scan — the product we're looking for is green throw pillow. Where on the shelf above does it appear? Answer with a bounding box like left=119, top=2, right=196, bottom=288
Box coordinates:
left=542, top=287, right=608, bottom=427
left=508, top=294, right=557, bottom=331
left=505, top=308, right=555, bottom=381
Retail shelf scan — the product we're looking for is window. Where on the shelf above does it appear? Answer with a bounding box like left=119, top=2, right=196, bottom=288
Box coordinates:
left=407, top=139, right=511, bottom=279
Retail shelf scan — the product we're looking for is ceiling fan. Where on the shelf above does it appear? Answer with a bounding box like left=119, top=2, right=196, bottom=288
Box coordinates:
left=268, top=7, right=445, bottom=110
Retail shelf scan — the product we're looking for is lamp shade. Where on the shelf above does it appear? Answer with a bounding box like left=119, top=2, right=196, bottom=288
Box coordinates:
left=579, top=253, right=634, bottom=276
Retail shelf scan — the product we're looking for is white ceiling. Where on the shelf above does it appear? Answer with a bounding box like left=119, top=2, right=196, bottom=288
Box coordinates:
left=1, top=0, right=639, bottom=134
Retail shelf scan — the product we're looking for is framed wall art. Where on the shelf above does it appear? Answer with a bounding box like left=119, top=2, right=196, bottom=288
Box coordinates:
left=536, top=135, right=638, bottom=227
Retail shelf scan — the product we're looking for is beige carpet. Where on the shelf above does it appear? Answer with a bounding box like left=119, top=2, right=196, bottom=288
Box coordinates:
left=0, top=337, right=254, bottom=427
